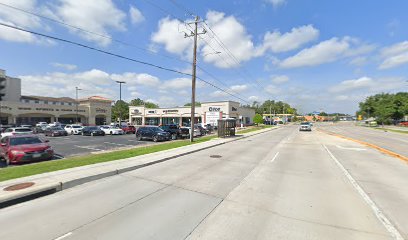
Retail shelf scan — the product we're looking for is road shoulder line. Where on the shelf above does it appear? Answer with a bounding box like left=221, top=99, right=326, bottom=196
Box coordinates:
left=322, top=144, right=404, bottom=240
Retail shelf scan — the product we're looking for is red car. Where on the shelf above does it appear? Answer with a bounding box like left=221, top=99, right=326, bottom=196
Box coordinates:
left=122, top=125, right=136, bottom=134
left=0, top=135, right=54, bottom=166
left=398, top=122, right=408, bottom=127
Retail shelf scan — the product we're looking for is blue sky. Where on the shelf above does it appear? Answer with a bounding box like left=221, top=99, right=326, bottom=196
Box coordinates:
left=0, top=0, right=407, bottom=114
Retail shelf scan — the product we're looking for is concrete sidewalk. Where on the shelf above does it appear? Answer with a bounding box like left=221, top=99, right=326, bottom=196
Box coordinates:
left=0, top=127, right=277, bottom=208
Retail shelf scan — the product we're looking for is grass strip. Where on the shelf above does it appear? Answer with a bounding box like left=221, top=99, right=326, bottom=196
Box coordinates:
left=0, top=135, right=217, bottom=182
left=236, top=125, right=274, bottom=134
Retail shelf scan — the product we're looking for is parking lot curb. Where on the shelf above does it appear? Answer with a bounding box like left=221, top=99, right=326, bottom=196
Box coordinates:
left=0, top=126, right=278, bottom=208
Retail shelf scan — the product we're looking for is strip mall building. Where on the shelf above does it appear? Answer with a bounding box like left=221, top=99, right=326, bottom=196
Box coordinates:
left=129, top=101, right=255, bottom=126
left=0, top=69, right=112, bottom=126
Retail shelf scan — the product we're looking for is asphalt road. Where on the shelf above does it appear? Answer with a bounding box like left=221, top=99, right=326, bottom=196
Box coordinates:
left=317, top=122, right=408, bottom=157
left=1, top=125, right=407, bottom=240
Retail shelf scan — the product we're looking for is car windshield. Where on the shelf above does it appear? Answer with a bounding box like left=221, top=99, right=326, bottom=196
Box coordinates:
left=15, top=128, right=32, bottom=132
left=10, top=137, right=43, bottom=146
left=89, top=127, right=99, bottom=130
left=72, top=126, right=81, bottom=128
left=51, top=127, right=63, bottom=130
left=152, top=127, right=164, bottom=132
left=301, top=122, right=310, bottom=125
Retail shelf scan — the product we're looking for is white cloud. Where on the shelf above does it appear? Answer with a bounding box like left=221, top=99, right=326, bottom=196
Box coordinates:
left=248, top=96, right=259, bottom=101
left=160, top=78, right=192, bottom=90
left=54, top=0, right=127, bottom=46
left=379, top=41, right=408, bottom=69
left=151, top=17, right=193, bottom=57
left=111, top=73, right=160, bottom=87
left=266, top=0, right=287, bottom=8
left=229, top=84, right=248, bottom=93
left=265, top=85, right=281, bottom=94
left=349, top=56, right=367, bottom=66
left=257, top=25, right=319, bottom=54
left=271, top=75, right=289, bottom=84
left=210, top=90, right=228, bottom=98
left=51, top=62, right=77, bottom=71
left=129, top=5, right=145, bottom=25
left=329, top=76, right=407, bottom=93
left=201, top=11, right=255, bottom=68
left=279, top=37, right=350, bottom=68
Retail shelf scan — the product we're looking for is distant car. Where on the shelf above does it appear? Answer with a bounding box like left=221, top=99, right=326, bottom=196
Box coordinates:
left=82, top=126, right=105, bottom=136
left=48, top=122, right=62, bottom=127
left=64, top=125, right=83, bottom=135
left=398, top=121, right=408, bottom=127
left=299, top=122, right=312, bottom=131
left=44, top=127, right=68, bottom=137
left=0, top=135, right=54, bottom=166
left=19, top=125, right=33, bottom=128
left=136, top=126, right=171, bottom=142
left=100, top=126, right=124, bottom=135
left=1, top=127, right=33, bottom=138
left=194, top=124, right=206, bottom=136
left=122, top=125, right=136, bottom=134
left=36, top=122, right=48, bottom=127
left=32, top=125, right=48, bottom=134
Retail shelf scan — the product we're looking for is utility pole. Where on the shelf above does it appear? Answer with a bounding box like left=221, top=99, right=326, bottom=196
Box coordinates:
left=185, top=16, right=206, bottom=142
left=116, top=81, right=126, bottom=126
left=75, top=87, right=82, bottom=124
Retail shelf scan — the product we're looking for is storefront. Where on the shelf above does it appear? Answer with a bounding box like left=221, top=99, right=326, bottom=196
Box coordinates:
left=129, top=101, right=255, bottom=126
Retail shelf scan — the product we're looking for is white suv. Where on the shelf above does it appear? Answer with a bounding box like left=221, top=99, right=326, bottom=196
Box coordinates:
left=64, top=125, right=83, bottom=135
left=1, top=127, right=33, bottom=138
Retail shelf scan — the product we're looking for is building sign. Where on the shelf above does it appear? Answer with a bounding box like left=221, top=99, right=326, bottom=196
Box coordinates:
left=232, top=107, right=237, bottom=111
left=133, top=109, right=141, bottom=115
left=147, top=110, right=156, bottom=114
left=96, top=108, right=107, bottom=113
left=205, top=112, right=221, bottom=126
left=208, top=107, right=221, bottom=112
left=163, top=109, right=179, bottom=114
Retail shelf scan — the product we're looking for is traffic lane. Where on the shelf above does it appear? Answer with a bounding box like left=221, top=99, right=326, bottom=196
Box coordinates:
left=321, top=132, right=408, bottom=239
left=187, top=128, right=393, bottom=240
left=318, top=124, right=408, bottom=157
left=0, top=126, right=284, bottom=240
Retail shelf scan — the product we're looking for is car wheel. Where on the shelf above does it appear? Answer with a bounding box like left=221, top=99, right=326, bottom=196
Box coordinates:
left=153, top=136, right=158, bottom=142
left=171, top=133, right=177, bottom=140
left=51, top=133, right=55, bottom=137
left=4, top=155, right=10, bottom=166
left=110, top=131, right=113, bottom=135
left=71, top=131, right=74, bottom=135
left=136, top=134, right=142, bottom=141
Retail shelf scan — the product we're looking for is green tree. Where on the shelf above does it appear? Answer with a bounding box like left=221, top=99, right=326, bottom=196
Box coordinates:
left=129, top=98, right=159, bottom=108
left=253, top=114, right=263, bottom=125
left=111, top=100, right=129, bottom=122
left=184, top=102, right=201, bottom=107
left=319, top=112, right=328, bottom=116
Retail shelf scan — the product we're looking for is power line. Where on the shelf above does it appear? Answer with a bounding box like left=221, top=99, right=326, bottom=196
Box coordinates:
left=0, top=22, right=250, bottom=104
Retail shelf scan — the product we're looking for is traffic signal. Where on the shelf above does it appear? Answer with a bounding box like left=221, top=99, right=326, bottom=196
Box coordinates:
left=0, top=75, right=5, bottom=101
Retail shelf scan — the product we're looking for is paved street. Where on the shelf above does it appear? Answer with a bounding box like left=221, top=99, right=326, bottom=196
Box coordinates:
left=0, top=125, right=407, bottom=240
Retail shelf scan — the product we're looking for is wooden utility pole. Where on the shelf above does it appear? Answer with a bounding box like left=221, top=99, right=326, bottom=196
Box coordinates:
left=185, top=16, right=205, bottom=142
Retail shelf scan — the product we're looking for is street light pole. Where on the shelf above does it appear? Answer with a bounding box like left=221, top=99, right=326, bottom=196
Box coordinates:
left=75, top=87, right=82, bottom=124
left=116, top=81, right=126, bottom=125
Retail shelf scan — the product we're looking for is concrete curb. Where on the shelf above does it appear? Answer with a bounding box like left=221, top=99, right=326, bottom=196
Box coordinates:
left=0, top=126, right=278, bottom=208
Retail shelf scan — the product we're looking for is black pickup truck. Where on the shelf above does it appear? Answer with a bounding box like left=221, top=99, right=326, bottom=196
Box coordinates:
left=159, top=124, right=190, bottom=140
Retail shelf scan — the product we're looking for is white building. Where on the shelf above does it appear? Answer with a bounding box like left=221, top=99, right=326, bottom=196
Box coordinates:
left=129, top=101, right=255, bottom=126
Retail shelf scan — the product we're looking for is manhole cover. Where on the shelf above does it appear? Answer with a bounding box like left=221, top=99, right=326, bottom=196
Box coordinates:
left=3, top=182, right=35, bottom=191
left=210, top=155, right=222, bottom=158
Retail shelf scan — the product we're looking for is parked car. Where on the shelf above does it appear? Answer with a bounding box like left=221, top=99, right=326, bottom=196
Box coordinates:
left=19, top=125, right=33, bottom=128
left=299, top=122, right=312, bottom=131
left=82, top=126, right=105, bottom=136
left=122, top=125, right=136, bottom=134
left=159, top=124, right=189, bottom=140
left=32, top=125, right=48, bottom=134
left=36, top=122, right=48, bottom=127
left=64, top=124, right=83, bottom=135
left=398, top=121, right=408, bottom=127
left=100, top=126, right=124, bottom=135
left=136, top=126, right=171, bottom=142
left=1, top=127, right=33, bottom=138
left=0, top=135, right=54, bottom=166
left=44, top=127, right=68, bottom=137
left=194, top=124, right=207, bottom=136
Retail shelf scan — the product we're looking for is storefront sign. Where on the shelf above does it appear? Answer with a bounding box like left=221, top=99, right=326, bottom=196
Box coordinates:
left=232, top=107, right=237, bottom=111
left=208, top=107, right=221, bottom=112
left=205, top=112, right=221, bottom=126
left=96, top=108, right=107, bottom=113
left=133, top=109, right=141, bottom=114
left=147, top=110, right=156, bottom=114
left=163, top=109, right=179, bottom=114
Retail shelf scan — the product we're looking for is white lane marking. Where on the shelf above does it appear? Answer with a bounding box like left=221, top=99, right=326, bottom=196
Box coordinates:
left=323, top=144, right=404, bottom=240
left=336, top=145, right=367, bottom=151
left=128, top=139, right=136, bottom=142
left=271, top=152, right=280, bottom=163
left=74, top=145, right=103, bottom=151
left=54, top=232, right=72, bottom=240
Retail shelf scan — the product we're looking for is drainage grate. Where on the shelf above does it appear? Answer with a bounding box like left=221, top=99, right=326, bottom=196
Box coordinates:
left=210, top=155, right=222, bottom=158
left=3, top=182, right=35, bottom=191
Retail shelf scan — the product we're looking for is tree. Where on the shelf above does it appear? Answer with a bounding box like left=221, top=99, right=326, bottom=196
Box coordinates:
left=184, top=102, right=201, bottom=107
left=129, top=98, right=159, bottom=108
left=111, top=100, right=129, bottom=122
left=319, top=112, right=328, bottom=116
left=253, top=114, right=263, bottom=125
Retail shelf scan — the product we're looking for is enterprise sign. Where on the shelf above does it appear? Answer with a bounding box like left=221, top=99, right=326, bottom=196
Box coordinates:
left=208, top=107, right=221, bottom=112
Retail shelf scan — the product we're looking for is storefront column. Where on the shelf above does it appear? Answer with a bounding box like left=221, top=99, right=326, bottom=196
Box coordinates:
left=12, top=116, right=17, bottom=124
left=142, top=117, right=145, bottom=125
left=159, top=116, right=163, bottom=125
left=179, top=117, right=183, bottom=126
